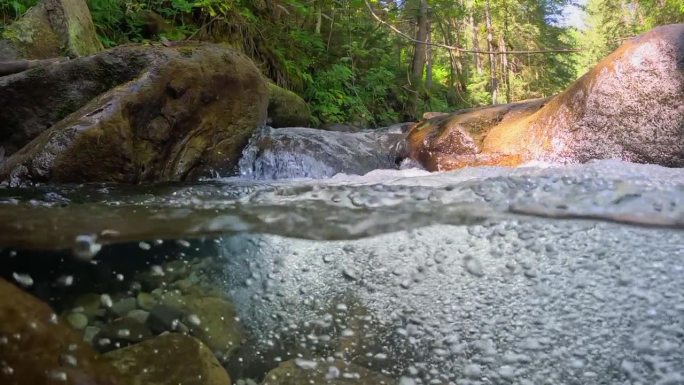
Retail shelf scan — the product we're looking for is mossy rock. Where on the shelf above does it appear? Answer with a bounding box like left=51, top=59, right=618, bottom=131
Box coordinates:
left=105, top=333, right=231, bottom=385
left=267, top=83, right=311, bottom=128
left=0, top=0, right=102, bottom=61
left=0, top=43, right=269, bottom=184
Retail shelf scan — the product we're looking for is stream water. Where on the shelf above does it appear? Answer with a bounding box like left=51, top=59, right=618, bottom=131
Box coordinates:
left=1, top=138, right=683, bottom=384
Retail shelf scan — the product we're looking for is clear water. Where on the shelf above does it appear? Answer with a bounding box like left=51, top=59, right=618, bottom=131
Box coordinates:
left=1, top=159, right=683, bottom=385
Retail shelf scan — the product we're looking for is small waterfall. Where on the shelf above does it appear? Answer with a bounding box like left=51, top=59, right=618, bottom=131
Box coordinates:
left=238, top=125, right=408, bottom=179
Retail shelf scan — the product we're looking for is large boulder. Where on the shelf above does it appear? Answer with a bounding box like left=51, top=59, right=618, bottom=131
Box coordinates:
left=267, top=83, right=311, bottom=128
left=238, top=124, right=408, bottom=179
left=0, top=43, right=269, bottom=184
left=0, top=0, right=103, bottom=61
left=409, top=24, right=684, bottom=170
left=0, top=278, right=129, bottom=385
left=104, top=333, right=232, bottom=385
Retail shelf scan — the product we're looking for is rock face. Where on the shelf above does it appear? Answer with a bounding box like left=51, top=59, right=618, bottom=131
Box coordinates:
left=409, top=24, right=684, bottom=171
left=0, top=0, right=103, bottom=61
left=105, top=333, right=231, bottom=385
left=409, top=98, right=548, bottom=170
left=0, top=43, right=269, bottom=184
left=239, top=125, right=408, bottom=179
left=0, top=278, right=128, bottom=385
left=267, top=83, right=311, bottom=128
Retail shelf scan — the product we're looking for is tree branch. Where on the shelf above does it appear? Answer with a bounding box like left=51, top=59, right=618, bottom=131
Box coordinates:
left=362, top=0, right=581, bottom=55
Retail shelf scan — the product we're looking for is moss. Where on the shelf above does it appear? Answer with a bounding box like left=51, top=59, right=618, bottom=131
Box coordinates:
left=267, top=82, right=311, bottom=128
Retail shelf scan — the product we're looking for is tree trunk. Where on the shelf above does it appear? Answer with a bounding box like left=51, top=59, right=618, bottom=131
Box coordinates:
left=410, top=0, right=429, bottom=118
left=469, top=10, right=482, bottom=74
left=315, top=2, right=322, bottom=34
left=500, top=34, right=511, bottom=103
left=485, top=0, right=497, bottom=104
left=425, top=17, right=433, bottom=92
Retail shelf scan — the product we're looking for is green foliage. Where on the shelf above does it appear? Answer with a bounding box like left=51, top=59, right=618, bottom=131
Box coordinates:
left=0, top=0, right=36, bottom=31
left=4, top=0, right=673, bottom=125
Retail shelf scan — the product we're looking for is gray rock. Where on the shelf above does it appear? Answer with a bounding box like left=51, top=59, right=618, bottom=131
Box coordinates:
left=125, top=309, right=150, bottom=324
left=239, top=126, right=407, bottom=179
left=110, top=297, right=137, bottom=317
left=83, top=325, right=100, bottom=344
left=146, top=305, right=186, bottom=334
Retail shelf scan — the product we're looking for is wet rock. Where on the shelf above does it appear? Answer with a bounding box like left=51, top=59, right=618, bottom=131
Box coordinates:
left=125, top=309, right=150, bottom=325
left=110, top=297, right=137, bottom=317
left=73, top=292, right=105, bottom=320
left=95, top=318, right=153, bottom=352
left=65, top=311, right=88, bottom=330
left=146, top=305, right=186, bottom=334
left=261, top=359, right=396, bottom=385
left=0, top=278, right=129, bottom=385
left=0, top=0, right=102, bottom=61
left=409, top=24, right=684, bottom=170
left=267, top=83, right=311, bottom=128
left=178, top=296, right=244, bottom=358
left=239, top=125, right=407, bottom=179
left=105, top=333, right=231, bottom=385
left=0, top=43, right=268, bottom=184
left=135, top=292, right=156, bottom=311
left=408, top=99, right=545, bottom=170
left=321, top=123, right=361, bottom=132
left=83, top=325, right=101, bottom=344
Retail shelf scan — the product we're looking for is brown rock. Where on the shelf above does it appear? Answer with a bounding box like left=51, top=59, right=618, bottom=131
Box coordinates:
left=177, top=296, right=244, bottom=358
left=409, top=24, right=684, bottom=170
left=0, top=278, right=129, bottom=385
left=0, top=43, right=268, bottom=184
left=105, top=333, right=231, bottom=385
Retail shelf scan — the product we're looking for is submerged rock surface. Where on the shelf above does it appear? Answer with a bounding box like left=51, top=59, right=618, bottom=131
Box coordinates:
left=0, top=43, right=268, bottom=184
left=105, top=333, right=231, bottom=385
left=0, top=278, right=129, bottom=385
left=409, top=24, right=684, bottom=170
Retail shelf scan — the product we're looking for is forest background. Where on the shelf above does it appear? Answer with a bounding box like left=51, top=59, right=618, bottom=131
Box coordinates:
left=1, top=0, right=682, bottom=127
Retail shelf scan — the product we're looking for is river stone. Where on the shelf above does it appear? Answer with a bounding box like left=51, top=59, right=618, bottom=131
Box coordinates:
left=83, top=325, right=101, bottom=344
left=146, top=304, right=186, bottom=334
left=0, top=278, right=130, bottom=385
left=261, top=359, right=397, bottom=385
left=408, top=24, right=684, bottom=170
left=105, top=333, right=231, bottom=385
left=0, top=0, right=102, bottom=61
left=267, top=83, right=311, bottom=128
left=0, top=43, right=268, bottom=184
left=125, top=309, right=150, bottom=324
left=178, top=296, right=244, bottom=358
left=136, top=292, right=156, bottom=311
left=65, top=311, right=88, bottom=330
left=110, top=297, right=137, bottom=317
left=73, top=292, right=104, bottom=320
left=95, top=318, right=153, bottom=352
